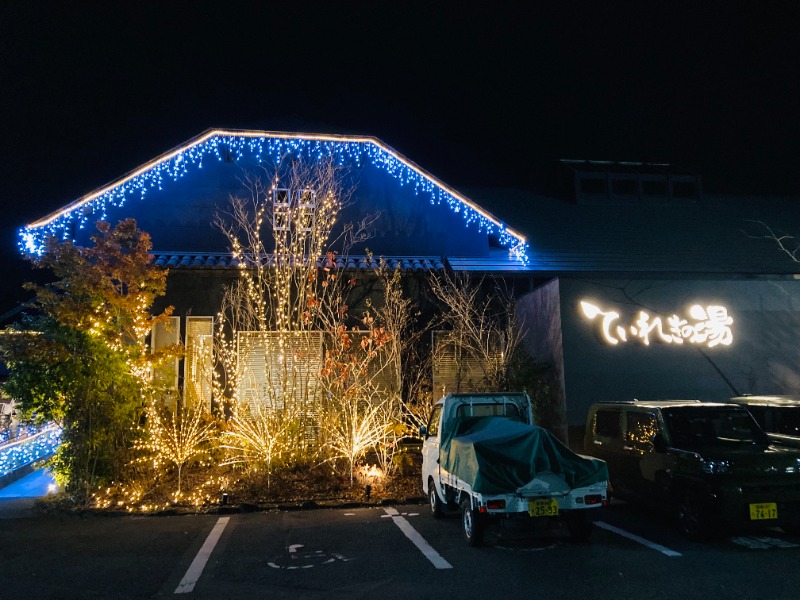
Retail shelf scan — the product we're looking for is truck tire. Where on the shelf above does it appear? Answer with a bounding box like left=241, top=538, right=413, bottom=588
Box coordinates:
left=461, top=498, right=484, bottom=546
left=564, top=510, right=593, bottom=542
left=429, top=479, right=444, bottom=519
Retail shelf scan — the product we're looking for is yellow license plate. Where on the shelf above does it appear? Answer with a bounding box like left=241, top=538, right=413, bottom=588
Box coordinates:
left=528, top=498, right=559, bottom=517
left=749, top=502, right=778, bottom=520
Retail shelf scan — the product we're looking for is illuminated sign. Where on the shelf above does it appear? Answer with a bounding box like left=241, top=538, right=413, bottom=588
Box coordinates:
left=580, top=300, right=733, bottom=348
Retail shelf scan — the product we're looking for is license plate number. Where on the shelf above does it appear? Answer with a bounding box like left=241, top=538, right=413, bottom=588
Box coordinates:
left=528, top=498, right=559, bottom=517
left=749, top=502, right=778, bottom=520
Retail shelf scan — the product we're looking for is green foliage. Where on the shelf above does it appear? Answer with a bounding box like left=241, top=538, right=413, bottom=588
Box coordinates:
left=3, top=319, right=141, bottom=498
left=506, top=345, right=557, bottom=430
left=0, top=219, right=175, bottom=501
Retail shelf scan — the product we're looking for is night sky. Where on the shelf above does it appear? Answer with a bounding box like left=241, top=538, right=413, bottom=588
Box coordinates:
left=1, top=1, right=799, bottom=310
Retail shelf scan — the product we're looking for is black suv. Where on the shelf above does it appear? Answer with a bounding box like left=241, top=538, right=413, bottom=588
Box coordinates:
left=584, top=400, right=800, bottom=539
left=729, top=395, right=800, bottom=448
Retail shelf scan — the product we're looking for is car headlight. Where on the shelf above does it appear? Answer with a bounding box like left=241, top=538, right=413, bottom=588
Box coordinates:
left=700, top=459, right=731, bottom=474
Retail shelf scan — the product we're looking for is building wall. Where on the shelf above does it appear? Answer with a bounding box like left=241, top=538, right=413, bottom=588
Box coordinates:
left=554, top=278, right=800, bottom=427
left=516, top=278, right=569, bottom=441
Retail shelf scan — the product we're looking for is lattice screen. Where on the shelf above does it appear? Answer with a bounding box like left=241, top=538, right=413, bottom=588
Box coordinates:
left=236, top=331, right=324, bottom=415
left=431, top=330, right=492, bottom=397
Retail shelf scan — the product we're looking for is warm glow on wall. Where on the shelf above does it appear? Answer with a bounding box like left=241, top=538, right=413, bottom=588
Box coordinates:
left=580, top=300, right=733, bottom=348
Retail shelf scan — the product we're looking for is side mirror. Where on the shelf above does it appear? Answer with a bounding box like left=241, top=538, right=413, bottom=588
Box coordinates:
left=419, top=425, right=428, bottom=438
left=652, top=433, right=668, bottom=453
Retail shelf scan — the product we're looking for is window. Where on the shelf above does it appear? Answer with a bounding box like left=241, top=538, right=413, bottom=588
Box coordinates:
left=456, top=403, right=522, bottom=421
left=594, top=409, right=621, bottom=438
left=580, top=177, right=607, bottom=195
left=642, top=180, right=667, bottom=196
left=295, top=189, right=316, bottom=233
left=773, top=407, right=800, bottom=437
left=626, top=412, right=658, bottom=448
left=151, top=316, right=180, bottom=393
left=427, top=405, right=443, bottom=436
left=672, top=181, right=697, bottom=199
left=185, top=316, right=214, bottom=410
left=273, top=188, right=291, bottom=232
left=612, top=179, right=637, bottom=196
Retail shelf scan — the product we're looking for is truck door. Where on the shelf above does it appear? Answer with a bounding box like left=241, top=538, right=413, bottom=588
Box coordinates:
left=422, top=404, right=444, bottom=492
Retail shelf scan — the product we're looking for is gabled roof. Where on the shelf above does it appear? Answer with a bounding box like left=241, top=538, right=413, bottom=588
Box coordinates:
left=19, top=129, right=527, bottom=261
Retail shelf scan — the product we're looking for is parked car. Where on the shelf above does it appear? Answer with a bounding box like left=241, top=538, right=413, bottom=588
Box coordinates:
left=728, top=395, right=800, bottom=448
left=584, top=399, right=800, bottom=539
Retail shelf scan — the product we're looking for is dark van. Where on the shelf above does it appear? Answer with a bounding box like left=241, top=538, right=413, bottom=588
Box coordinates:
left=585, top=400, right=800, bottom=539
left=729, top=395, right=800, bottom=448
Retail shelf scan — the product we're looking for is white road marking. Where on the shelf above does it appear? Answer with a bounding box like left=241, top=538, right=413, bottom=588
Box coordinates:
left=383, top=507, right=452, bottom=569
left=174, top=517, right=230, bottom=594
left=730, top=536, right=800, bottom=549
left=596, top=521, right=682, bottom=557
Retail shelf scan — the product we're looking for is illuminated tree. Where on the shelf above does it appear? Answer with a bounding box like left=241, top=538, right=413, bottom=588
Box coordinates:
left=213, top=158, right=412, bottom=483
left=219, top=403, right=304, bottom=488
left=429, top=270, right=524, bottom=392
left=135, top=400, right=217, bottom=496
left=0, top=219, right=177, bottom=500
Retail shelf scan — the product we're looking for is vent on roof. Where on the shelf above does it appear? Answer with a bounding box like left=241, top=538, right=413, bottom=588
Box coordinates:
left=560, top=160, right=702, bottom=205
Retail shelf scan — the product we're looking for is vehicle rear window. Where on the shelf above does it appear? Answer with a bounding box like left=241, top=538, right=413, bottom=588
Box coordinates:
left=594, top=409, right=621, bottom=438
left=456, top=403, right=522, bottom=421
left=663, top=407, right=768, bottom=449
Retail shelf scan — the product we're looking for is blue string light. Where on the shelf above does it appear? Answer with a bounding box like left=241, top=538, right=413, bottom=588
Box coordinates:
left=19, top=131, right=529, bottom=261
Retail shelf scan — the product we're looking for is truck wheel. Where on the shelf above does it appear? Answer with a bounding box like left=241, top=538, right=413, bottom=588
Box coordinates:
left=676, top=490, right=713, bottom=540
left=564, top=510, right=593, bottom=542
left=429, top=480, right=444, bottom=519
left=461, top=499, right=484, bottom=546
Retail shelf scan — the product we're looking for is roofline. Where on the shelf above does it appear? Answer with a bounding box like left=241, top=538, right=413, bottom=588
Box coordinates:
left=26, top=128, right=526, bottom=247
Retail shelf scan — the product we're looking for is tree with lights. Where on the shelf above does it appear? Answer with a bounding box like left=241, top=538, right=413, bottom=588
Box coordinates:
left=135, top=399, right=217, bottom=496
left=213, top=157, right=411, bottom=485
left=428, top=270, right=558, bottom=438
left=0, top=219, right=177, bottom=500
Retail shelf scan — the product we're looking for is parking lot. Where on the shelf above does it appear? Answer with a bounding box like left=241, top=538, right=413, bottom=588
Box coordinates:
left=3, top=498, right=800, bottom=600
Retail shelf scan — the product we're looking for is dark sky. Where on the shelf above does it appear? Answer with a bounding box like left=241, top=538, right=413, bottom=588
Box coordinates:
left=1, top=1, right=799, bottom=309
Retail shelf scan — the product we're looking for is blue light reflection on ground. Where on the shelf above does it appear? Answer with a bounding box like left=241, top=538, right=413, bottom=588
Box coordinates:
left=0, top=468, right=56, bottom=498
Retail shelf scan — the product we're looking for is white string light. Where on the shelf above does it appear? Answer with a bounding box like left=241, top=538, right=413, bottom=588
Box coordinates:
left=19, top=130, right=529, bottom=262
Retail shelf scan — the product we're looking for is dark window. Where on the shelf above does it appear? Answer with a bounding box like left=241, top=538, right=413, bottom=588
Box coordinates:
left=642, top=180, right=667, bottom=196
left=663, top=407, right=768, bottom=450
left=672, top=181, right=697, bottom=199
left=580, top=177, right=607, bottom=195
left=612, top=179, right=637, bottom=196
left=595, top=409, right=621, bottom=438
left=774, top=407, right=800, bottom=437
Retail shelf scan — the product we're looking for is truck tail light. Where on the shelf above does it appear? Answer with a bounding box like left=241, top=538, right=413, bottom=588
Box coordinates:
left=486, top=499, right=506, bottom=510
left=583, top=494, right=604, bottom=505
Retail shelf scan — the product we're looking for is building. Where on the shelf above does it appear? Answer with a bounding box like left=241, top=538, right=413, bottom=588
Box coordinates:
left=19, top=130, right=800, bottom=438
left=19, top=129, right=530, bottom=420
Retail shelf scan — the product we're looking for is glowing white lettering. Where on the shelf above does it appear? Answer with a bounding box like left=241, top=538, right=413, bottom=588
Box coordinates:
left=580, top=301, right=733, bottom=348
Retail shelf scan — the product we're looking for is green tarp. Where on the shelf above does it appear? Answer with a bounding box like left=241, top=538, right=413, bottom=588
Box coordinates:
left=440, top=417, right=608, bottom=495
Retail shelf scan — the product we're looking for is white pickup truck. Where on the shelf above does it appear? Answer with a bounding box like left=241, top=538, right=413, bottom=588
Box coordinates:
left=420, top=392, right=609, bottom=545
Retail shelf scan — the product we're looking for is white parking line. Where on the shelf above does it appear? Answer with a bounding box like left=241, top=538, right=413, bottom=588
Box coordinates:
left=383, top=507, right=453, bottom=569
left=175, top=516, right=231, bottom=594
left=596, top=521, right=682, bottom=557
